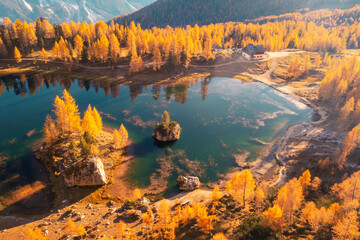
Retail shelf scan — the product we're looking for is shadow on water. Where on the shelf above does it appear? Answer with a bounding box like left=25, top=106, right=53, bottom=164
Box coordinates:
left=0, top=151, right=103, bottom=230
left=0, top=151, right=52, bottom=230
left=153, top=139, right=178, bottom=148
left=126, top=136, right=178, bottom=160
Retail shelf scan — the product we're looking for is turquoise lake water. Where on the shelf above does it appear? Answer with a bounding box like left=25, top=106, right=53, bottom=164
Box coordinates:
left=0, top=74, right=312, bottom=199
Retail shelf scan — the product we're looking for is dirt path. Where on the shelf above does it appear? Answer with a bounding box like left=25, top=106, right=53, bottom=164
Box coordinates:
left=244, top=54, right=338, bottom=186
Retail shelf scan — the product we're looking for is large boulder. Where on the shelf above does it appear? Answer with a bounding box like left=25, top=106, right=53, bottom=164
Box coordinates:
left=63, top=157, right=108, bottom=187
left=152, top=122, right=181, bottom=142
left=136, top=197, right=151, bottom=213
left=176, top=176, right=200, bottom=191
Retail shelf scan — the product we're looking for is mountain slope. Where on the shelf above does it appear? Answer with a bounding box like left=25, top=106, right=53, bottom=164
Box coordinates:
left=112, top=0, right=359, bottom=28
left=0, top=0, right=155, bottom=23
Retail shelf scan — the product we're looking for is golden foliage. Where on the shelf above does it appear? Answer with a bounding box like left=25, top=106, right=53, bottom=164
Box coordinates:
left=53, top=90, right=81, bottom=135
left=82, top=105, right=98, bottom=136
left=24, top=227, right=46, bottom=240
left=109, top=33, right=121, bottom=64
left=299, top=170, right=311, bottom=191
left=212, top=185, right=222, bottom=202
left=142, top=209, right=154, bottom=227
left=262, top=204, right=284, bottom=233
left=58, top=37, right=70, bottom=60
left=92, top=107, right=103, bottom=132
left=332, top=170, right=360, bottom=212
left=226, top=169, right=255, bottom=209
left=14, top=46, right=22, bottom=63
left=156, top=199, right=172, bottom=239
left=129, top=51, right=144, bottom=74
left=274, top=178, right=304, bottom=223
left=43, top=114, right=58, bottom=146
left=300, top=201, right=340, bottom=231
left=254, top=187, right=265, bottom=210
left=332, top=210, right=360, bottom=240
left=40, top=48, right=48, bottom=61
left=152, top=47, right=162, bottom=71
left=211, top=233, right=228, bottom=240
left=133, top=188, right=141, bottom=200
left=311, top=177, right=322, bottom=191
left=119, top=124, right=129, bottom=143
left=74, top=35, right=84, bottom=59
left=65, top=219, right=85, bottom=236
left=113, top=125, right=127, bottom=149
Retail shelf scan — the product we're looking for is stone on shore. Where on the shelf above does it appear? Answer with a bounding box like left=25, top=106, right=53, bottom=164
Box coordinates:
left=176, top=176, right=200, bottom=191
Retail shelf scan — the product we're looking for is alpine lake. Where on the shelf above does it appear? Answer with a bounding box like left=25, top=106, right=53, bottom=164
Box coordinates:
left=0, top=74, right=312, bottom=212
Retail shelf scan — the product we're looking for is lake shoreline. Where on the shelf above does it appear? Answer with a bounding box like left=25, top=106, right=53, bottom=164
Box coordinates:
left=0, top=51, right=324, bottom=198
left=243, top=56, right=339, bottom=186
left=0, top=51, right=336, bottom=238
left=0, top=54, right=259, bottom=86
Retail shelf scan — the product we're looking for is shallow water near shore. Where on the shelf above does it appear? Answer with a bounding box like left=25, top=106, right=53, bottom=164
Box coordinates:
left=0, top=74, right=312, bottom=208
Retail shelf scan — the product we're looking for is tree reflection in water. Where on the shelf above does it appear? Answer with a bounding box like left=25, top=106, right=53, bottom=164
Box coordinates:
left=0, top=73, right=213, bottom=104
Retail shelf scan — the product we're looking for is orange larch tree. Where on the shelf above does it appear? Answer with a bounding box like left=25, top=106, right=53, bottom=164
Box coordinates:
left=53, top=90, right=81, bottom=135
left=274, top=178, right=304, bottom=224
left=82, top=105, right=98, bottom=136
left=92, top=107, right=103, bottom=133
left=113, top=129, right=125, bottom=149
left=40, top=48, right=48, bottom=62
left=332, top=210, right=360, bottom=240
left=73, top=34, right=84, bottom=60
left=119, top=124, right=128, bottom=143
left=262, top=204, right=284, bottom=234
left=14, top=46, right=22, bottom=63
left=152, top=47, right=162, bottom=71
left=43, top=114, right=58, bottom=146
left=225, top=169, right=255, bottom=210
left=109, top=33, right=121, bottom=65
left=58, top=37, right=70, bottom=60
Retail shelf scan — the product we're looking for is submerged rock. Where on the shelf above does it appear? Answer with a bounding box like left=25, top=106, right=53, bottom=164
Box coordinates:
left=176, top=176, right=201, bottom=191
left=63, top=157, right=107, bottom=187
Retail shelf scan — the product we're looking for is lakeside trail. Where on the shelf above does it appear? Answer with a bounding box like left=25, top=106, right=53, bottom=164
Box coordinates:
left=243, top=52, right=341, bottom=186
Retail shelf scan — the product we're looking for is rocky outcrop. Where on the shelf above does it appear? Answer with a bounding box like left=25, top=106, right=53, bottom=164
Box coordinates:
left=152, top=111, right=181, bottom=142
left=152, top=122, right=181, bottom=141
left=62, top=157, right=107, bottom=187
left=120, top=209, right=142, bottom=222
left=176, top=176, right=200, bottom=191
left=136, top=197, right=151, bottom=213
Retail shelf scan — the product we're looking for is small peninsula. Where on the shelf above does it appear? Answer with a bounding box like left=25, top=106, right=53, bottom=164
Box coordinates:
left=152, top=111, right=181, bottom=142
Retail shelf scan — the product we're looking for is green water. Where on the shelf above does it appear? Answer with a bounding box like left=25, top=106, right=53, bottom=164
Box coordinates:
left=0, top=74, right=312, bottom=198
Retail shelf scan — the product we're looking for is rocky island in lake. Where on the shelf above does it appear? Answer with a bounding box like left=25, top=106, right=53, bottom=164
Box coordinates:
left=152, top=111, right=181, bottom=142
left=36, top=90, right=128, bottom=191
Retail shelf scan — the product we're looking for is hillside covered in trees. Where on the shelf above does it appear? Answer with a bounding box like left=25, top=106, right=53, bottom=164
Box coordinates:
left=112, top=0, right=359, bottom=28
left=248, top=4, right=360, bottom=27
left=3, top=6, right=360, bottom=75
